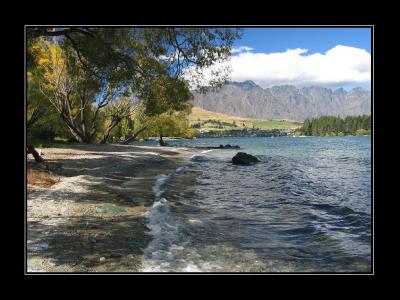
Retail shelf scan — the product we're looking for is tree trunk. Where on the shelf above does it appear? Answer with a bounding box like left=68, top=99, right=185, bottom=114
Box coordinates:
left=65, top=122, right=92, bottom=143
left=27, top=145, right=44, bottom=163
left=27, top=108, right=42, bottom=129
left=159, top=134, right=168, bottom=146
left=122, top=126, right=148, bottom=145
left=100, top=129, right=112, bottom=144
left=100, top=119, right=121, bottom=144
left=60, top=113, right=88, bottom=143
left=67, top=126, right=91, bottom=143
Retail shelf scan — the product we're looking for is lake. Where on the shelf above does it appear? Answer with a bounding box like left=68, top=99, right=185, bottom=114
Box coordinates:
left=135, top=136, right=372, bottom=272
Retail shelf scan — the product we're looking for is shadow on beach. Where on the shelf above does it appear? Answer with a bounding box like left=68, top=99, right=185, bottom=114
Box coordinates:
left=26, top=144, right=188, bottom=272
left=27, top=214, right=151, bottom=272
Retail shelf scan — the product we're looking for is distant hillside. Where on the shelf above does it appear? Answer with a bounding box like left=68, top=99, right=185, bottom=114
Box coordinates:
left=192, top=81, right=371, bottom=122
left=189, top=107, right=302, bottom=131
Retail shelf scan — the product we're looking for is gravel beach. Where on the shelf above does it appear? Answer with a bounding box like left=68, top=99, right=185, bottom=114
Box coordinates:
left=26, top=143, right=194, bottom=272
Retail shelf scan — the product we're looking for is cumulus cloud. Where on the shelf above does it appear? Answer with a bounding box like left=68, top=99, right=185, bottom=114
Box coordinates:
left=186, top=45, right=371, bottom=89
left=231, top=46, right=254, bottom=54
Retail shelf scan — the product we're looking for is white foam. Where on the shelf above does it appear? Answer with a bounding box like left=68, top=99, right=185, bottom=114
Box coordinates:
left=175, top=166, right=185, bottom=173
left=140, top=151, right=160, bottom=156
left=142, top=166, right=211, bottom=272
left=201, top=149, right=214, bottom=154
left=188, top=219, right=203, bottom=225
left=182, top=263, right=202, bottom=272
left=152, top=174, right=171, bottom=198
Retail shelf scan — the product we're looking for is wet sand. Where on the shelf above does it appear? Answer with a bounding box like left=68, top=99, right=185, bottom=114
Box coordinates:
left=26, top=143, right=195, bottom=272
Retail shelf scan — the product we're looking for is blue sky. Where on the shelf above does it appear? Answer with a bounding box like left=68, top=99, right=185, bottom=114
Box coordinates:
left=235, top=28, right=371, bottom=54
left=227, top=27, right=371, bottom=90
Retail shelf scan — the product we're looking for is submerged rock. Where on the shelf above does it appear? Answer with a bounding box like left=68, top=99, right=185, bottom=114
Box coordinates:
left=190, top=155, right=209, bottom=162
left=232, top=152, right=260, bottom=165
left=49, top=258, right=61, bottom=266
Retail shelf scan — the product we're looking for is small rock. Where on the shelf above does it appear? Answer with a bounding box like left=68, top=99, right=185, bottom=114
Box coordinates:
left=39, top=241, right=49, bottom=250
left=100, top=257, right=106, bottom=262
left=49, top=258, right=60, bottom=265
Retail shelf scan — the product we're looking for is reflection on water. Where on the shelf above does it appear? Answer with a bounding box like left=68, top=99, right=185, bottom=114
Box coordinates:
left=140, top=136, right=371, bottom=272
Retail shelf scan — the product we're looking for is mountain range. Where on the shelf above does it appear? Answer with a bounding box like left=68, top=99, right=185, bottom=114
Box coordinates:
left=192, top=81, right=371, bottom=121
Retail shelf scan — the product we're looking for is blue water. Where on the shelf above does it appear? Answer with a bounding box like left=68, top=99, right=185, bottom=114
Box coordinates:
left=140, top=136, right=371, bottom=272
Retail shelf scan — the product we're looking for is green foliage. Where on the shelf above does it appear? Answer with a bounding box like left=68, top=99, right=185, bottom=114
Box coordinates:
left=26, top=27, right=241, bottom=144
left=355, top=128, right=370, bottom=136
left=143, top=110, right=196, bottom=139
left=299, top=115, right=371, bottom=136
left=294, top=129, right=302, bottom=136
left=104, top=101, right=144, bottom=143
left=143, top=76, right=193, bottom=116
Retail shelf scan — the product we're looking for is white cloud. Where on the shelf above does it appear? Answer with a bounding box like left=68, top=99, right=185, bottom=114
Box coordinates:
left=231, top=46, right=254, bottom=54
left=186, top=45, right=371, bottom=89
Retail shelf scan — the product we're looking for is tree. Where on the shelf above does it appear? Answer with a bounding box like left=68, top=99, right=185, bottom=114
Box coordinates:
left=299, top=115, right=371, bottom=136
left=100, top=99, right=137, bottom=144
left=144, top=110, right=195, bottom=145
left=139, top=76, right=193, bottom=145
left=120, top=103, right=149, bottom=144
left=35, top=39, right=126, bottom=143
left=100, top=98, right=138, bottom=144
left=27, top=27, right=242, bottom=143
left=27, top=40, right=53, bottom=129
left=28, top=27, right=241, bottom=108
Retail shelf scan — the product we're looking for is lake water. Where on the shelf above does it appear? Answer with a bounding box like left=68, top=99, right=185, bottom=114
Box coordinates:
left=137, top=136, right=371, bottom=272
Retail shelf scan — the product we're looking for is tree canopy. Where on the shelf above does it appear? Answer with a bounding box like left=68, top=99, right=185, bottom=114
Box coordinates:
left=26, top=27, right=241, bottom=144
left=297, top=115, right=371, bottom=136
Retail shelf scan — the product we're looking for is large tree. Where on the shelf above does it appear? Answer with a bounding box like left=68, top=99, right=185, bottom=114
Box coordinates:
left=34, top=39, right=127, bottom=143
left=100, top=98, right=137, bottom=144
left=141, top=76, right=193, bottom=145
left=28, top=27, right=241, bottom=90
left=27, top=27, right=242, bottom=143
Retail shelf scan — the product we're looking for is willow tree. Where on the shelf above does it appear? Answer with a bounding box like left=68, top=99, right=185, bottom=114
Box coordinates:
left=27, top=27, right=241, bottom=87
left=28, top=27, right=241, bottom=93
left=144, top=110, right=194, bottom=146
left=34, top=40, right=114, bottom=143
left=140, top=76, right=193, bottom=145
left=100, top=98, right=138, bottom=144
left=120, top=102, right=148, bottom=144
left=27, top=27, right=242, bottom=143
left=27, top=39, right=53, bottom=129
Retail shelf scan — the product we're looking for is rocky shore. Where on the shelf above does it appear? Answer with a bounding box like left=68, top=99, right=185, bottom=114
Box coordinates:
left=26, top=144, right=195, bottom=272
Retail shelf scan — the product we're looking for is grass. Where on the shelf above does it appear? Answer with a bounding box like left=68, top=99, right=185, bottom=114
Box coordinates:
left=251, top=119, right=302, bottom=130
left=189, top=107, right=302, bottom=131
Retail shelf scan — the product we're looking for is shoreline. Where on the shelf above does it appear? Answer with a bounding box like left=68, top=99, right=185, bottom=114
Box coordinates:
left=27, top=143, right=197, bottom=272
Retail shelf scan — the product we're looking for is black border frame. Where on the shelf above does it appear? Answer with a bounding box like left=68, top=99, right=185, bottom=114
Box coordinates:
left=24, top=25, right=374, bottom=276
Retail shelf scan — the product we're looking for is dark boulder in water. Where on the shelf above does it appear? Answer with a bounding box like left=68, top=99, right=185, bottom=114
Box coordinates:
left=232, top=152, right=260, bottom=165
left=224, top=144, right=239, bottom=149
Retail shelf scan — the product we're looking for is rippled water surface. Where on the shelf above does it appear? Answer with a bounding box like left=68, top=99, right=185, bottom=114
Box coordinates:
left=138, top=136, right=371, bottom=272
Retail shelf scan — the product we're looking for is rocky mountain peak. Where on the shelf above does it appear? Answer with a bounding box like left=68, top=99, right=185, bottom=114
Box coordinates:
left=192, top=82, right=371, bottom=121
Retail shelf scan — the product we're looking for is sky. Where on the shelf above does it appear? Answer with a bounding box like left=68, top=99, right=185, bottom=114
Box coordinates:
left=227, top=27, right=371, bottom=90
